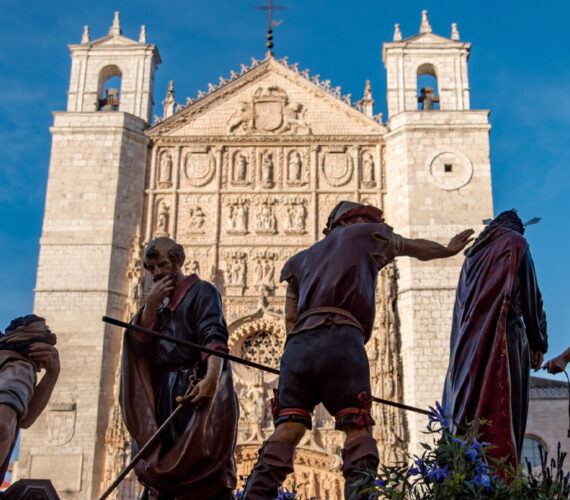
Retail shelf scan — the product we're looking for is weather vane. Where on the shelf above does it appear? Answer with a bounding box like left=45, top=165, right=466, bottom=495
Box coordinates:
left=255, top=0, right=286, bottom=56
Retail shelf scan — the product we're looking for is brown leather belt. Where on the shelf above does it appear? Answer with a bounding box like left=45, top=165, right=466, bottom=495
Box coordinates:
left=296, top=306, right=364, bottom=334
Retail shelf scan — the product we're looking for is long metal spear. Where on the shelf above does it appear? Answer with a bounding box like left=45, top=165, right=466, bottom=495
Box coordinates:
left=103, top=315, right=433, bottom=416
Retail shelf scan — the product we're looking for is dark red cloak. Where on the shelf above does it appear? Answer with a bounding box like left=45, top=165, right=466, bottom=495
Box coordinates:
left=442, top=226, right=547, bottom=471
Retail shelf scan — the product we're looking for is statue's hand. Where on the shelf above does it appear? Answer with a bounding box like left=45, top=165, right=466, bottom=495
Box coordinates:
left=189, top=375, right=218, bottom=403
left=531, top=350, right=543, bottom=371
left=28, top=343, right=60, bottom=376
left=146, top=275, right=176, bottom=310
left=543, top=355, right=566, bottom=374
left=447, top=229, right=475, bottom=255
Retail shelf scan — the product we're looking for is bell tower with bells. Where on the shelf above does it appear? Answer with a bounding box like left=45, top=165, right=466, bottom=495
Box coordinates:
left=382, top=11, right=493, bottom=453
left=15, top=13, right=160, bottom=498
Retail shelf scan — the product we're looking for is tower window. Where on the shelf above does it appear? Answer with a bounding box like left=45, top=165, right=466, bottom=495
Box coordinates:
left=98, top=65, right=122, bottom=112
left=444, top=164, right=453, bottom=173
left=417, top=63, right=439, bottom=110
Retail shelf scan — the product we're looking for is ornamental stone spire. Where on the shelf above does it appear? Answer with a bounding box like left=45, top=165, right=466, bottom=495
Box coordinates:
left=81, top=25, right=90, bottom=44
left=419, top=10, right=432, bottom=34
left=451, top=22, right=460, bottom=40
left=393, top=23, right=402, bottom=41
left=139, top=25, right=147, bottom=43
left=109, top=11, right=122, bottom=37
left=162, top=80, right=176, bottom=119
left=360, top=80, right=374, bottom=117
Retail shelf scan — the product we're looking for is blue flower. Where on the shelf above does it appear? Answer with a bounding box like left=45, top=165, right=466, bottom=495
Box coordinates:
left=408, top=466, right=420, bottom=476
left=235, top=491, right=243, bottom=499
left=414, top=457, right=429, bottom=476
left=428, top=401, right=450, bottom=429
left=464, top=447, right=478, bottom=461
left=374, top=478, right=387, bottom=486
left=427, top=462, right=450, bottom=482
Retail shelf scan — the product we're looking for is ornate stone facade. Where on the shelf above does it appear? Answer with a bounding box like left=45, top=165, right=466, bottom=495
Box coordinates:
left=17, top=11, right=494, bottom=499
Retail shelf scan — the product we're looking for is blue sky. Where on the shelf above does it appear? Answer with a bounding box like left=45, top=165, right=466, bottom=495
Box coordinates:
left=0, top=0, right=568, bottom=380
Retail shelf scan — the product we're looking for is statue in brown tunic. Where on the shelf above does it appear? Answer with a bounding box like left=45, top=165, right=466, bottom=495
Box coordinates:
left=243, top=201, right=475, bottom=500
left=120, top=238, right=238, bottom=500
left=442, top=210, right=548, bottom=474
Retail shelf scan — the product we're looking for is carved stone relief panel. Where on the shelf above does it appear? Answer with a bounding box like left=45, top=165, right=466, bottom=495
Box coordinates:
left=283, top=196, right=308, bottom=235
left=124, top=229, right=145, bottom=320
left=284, top=148, right=310, bottom=187
left=153, top=198, right=171, bottom=237
left=45, top=402, right=76, bottom=446
left=254, top=196, right=278, bottom=234
left=360, top=149, right=377, bottom=188
left=359, top=194, right=383, bottom=211
left=317, top=193, right=353, bottom=236
left=176, top=194, right=215, bottom=238
left=226, top=85, right=311, bottom=136
left=223, top=250, right=247, bottom=295
left=252, top=249, right=276, bottom=294
left=180, top=146, right=216, bottom=188
left=320, top=146, right=354, bottom=187
left=182, top=246, right=212, bottom=281
left=224, top=197, right=249, bottom=235
left=157, top=149, right=174, bottom=188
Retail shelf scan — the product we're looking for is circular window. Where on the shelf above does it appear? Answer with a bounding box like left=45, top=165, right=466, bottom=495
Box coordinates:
left=426, top=151, right=473, bottom=191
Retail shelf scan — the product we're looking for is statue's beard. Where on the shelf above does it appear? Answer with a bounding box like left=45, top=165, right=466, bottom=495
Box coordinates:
left=152, top=271, right=179, bottom=284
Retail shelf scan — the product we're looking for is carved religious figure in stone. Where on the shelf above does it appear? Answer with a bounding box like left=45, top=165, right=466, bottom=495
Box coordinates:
left=287, top=152, right=303, bottom=184
left=228, top=258, right=245, bottom=286
left=184, top=259, right=200, bottom=276
left=158, top=153, right=173, bottom=188
left=188, top=206, right=205, bottom=232
left=155, top=202, right=169, bottom=236
left=228, top=203, right=248, bottom=234
left=234, top=154, right=248, bottom=184
left=240, top=384, right=265, bottom=442
left=285, top=203, right=306, bottom=234
left=362, top=153, right=376, bottom=185
left=261, top=153, right=274, bottom=188
left=256, top=203, right=276, bottom=233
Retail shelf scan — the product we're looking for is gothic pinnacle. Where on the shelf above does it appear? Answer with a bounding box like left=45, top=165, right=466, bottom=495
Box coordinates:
left=139, top=25, right=147, bottom=43
left=451, top=22, right=460, bottom=40
left=393, top=23, right=402, bottom=41
left=81, top=25, right=90, bottom=44
left=162, top=80, right=176, bottom=119
left=419, top=10, right=432, bottom=34
left=109, top=11, right=122, bottom=37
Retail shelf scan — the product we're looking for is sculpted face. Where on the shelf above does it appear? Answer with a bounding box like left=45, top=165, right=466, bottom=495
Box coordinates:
left=144, top=239, right=185, bottom=287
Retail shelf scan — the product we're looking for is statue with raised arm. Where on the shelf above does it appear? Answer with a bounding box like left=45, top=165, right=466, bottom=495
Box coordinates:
left=242, top=201, right=474, bottom=500
left=0, top=314, right=60, bottom=483
left=120, top=237, right=238, bottom=500
left=442, top=210, right=548, bottom=475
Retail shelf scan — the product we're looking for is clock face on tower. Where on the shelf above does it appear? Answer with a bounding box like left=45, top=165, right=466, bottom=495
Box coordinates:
left=426, top=151, right=474, bottom=191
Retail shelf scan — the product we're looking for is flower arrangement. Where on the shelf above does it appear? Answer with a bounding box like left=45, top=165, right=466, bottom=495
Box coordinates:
left=354, top=402, right=570, bottom=499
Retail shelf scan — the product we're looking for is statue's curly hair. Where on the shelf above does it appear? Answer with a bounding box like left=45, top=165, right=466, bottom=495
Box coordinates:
left=143, top=238, right=185, bottom=269
left=5, top=314, right=46, bottom=333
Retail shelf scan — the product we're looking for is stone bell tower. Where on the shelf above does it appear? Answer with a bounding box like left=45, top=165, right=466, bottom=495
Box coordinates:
left=14, top=13, right=160, bottom=499
left=382, top=11, right=493, bottom=453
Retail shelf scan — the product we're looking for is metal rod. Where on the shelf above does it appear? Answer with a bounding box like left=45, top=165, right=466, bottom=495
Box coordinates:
left=103, top=315, right=434, bottom=416
left=98, top=399, right=187, bottom=500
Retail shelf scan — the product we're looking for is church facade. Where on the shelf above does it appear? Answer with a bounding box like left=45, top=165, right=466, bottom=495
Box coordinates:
left=14, top=11, right=494, bottom=499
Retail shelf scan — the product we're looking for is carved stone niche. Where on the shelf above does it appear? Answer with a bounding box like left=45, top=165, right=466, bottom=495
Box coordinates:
left=153, top=199, right=171, bottom=237
left=283, top=196, right=307, bottom=235
left=258, top=149, right=275, bottom=188
left=157, top=150, right=174, bottom=188
left=226, top=197, right=249, bottom=234
left=285, top=148, right=309, bottom=187
left=223, top=250, right=247, bottom=296
left=320, top=146, right=354, bottom=187
left=183, top=146, right=216, bottom=187
left=360, top=150, right=377, bottom=188
left=230, top=149, right=254, bottom=187
left=254, top=197, right=278, bottom=234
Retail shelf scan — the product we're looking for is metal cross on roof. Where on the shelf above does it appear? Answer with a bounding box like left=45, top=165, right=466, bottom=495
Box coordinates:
left=255, top=0, right=286, bottom=55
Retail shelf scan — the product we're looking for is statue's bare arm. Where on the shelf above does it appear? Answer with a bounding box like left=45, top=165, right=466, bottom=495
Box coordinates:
left=399, top=229, right=474, bottom=261
left=285, top=282, right=299, bottom=333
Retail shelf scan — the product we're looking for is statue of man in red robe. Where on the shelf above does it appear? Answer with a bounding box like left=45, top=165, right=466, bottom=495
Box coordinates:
left=442, top=210, right=548, bottom=473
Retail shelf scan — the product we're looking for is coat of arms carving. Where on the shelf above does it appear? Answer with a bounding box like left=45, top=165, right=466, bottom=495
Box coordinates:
left=227, top=86, right=311, bottom=135
left=46, top=402, right=76, bottom=446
